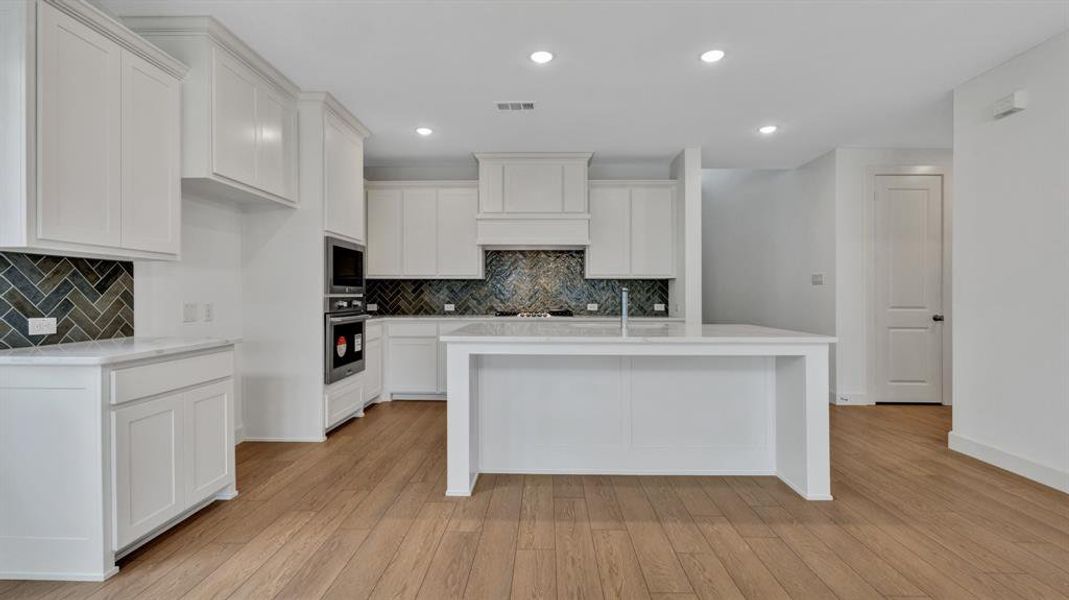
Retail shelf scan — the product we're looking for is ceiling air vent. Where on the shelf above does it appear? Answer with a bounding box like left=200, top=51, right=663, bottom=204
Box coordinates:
left=496, top=101, right=536, bottom=112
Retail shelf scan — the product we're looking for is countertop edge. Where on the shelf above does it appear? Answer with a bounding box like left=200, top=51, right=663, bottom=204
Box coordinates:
left=0, top=338, right=239, bottom=366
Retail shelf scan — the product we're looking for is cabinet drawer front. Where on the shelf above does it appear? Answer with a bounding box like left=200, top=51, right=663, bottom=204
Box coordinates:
left=387, top=322, right=439, bottom=337
left=111, top=351, right=234, bottom=405
left=366, top=322, right=384, bottom=341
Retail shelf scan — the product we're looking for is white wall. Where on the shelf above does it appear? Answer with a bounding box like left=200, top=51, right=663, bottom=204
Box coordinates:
left=949, top=32, right=1069, bottom=493
left=702, top=151, right=838, bottom=386
left=833, top=148, right=952, bottom=404
left=134, top=194, right=246, bottom=437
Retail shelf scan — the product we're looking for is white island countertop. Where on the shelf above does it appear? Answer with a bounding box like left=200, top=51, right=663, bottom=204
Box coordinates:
left=0, top=337, right=238, bottom=366
left=440, top=322, right=835, bottom=344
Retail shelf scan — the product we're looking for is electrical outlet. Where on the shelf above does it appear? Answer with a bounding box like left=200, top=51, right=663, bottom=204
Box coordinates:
left=28, top=317, right=57, bottom=335
left=811, top=273, right=825, bottom=286
left=203, top=303, right=214, bottom=322
left=182, top=302, right=198, bottom=323
left=367, top=303, right=378, bottom=312
left=654, top=303, right=666, bottom=312
left=586, top=303, right=598, bottom=311
left=444, top=303, right=455, bottom=312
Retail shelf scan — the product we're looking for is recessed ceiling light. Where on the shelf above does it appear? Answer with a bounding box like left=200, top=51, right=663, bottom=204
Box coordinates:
left=530, top=50, right=554, bottom=64
left=699, top=49, right=725, bottom=63
left=758, top=125, right=778, bottom=135
left=415, top=127, right=433, bottom=136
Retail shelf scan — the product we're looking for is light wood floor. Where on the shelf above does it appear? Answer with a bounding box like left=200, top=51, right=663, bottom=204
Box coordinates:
left=3, top=402, right=1068, bottom=599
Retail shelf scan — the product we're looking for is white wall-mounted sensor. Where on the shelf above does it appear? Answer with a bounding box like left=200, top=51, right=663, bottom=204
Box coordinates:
left=993, top=90, right=1028, bottom=119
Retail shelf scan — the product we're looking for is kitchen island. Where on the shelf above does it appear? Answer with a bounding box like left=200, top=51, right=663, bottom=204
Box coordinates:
left=442, top=322, right=835, bottom=500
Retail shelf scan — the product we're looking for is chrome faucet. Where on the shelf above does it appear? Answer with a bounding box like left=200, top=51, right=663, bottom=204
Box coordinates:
left=620, top=287, right=629, bottom=330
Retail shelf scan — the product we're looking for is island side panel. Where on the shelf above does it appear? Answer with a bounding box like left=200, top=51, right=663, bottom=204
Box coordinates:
left=773, top=347, right=832, bottom=500
left=445, top=344, right=478, bottom=496
left=804, top=345, right=831, bottom=499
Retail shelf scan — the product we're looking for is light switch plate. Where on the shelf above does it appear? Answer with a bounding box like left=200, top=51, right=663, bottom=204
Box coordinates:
left=654, top=303, right=666, bottom=312
left=182, top=302, right=198, bottom=323
left=586, top=303, right=598, bottom=311
left=444, top=303, right=456, bottom=312
left=203, top=303, right=214, bottom=322
left=367, top=303, right=378, bottom=312
left=811, top=273, right=825, bottom=286
left=28, top=317, right=57, bottom=335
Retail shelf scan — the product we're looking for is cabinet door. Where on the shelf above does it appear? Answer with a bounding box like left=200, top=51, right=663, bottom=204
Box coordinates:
left=387, top=337, right=438, bottom=393
left=630, top=187, right=675, bottom=277
left=436, top=187, right=480, bottom=277
left=364, top=337, right=383, bottom=402
left=325, top=375, right=364, bottom=429
left=586, top=186, right=631, bottom=277
left=185, top=380, right=233, bottom=505
left=113, top=392, right=185, bottom=549
left=402, top=188, right=438, bottom=277
left=367, top=188, right=403, bottom=276
left=324, top=114, right=365, bottom=241
left=37, top=1, right=122, bottom=248
left=255, top=84, right=296, bottom=201
left=211, top=49, right=258, bottom=186
left=120, top=50, right=180, bottom=254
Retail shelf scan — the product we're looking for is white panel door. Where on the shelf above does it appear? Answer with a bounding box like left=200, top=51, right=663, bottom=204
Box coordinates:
left=436, top=187, right=480, bottom=277
left=211, top=49, right=258, bottom=186
left=586, top=186, right=630, bottom=277
left=367, top=189, right=403, bottom=276
left=324, top=114, right=365, bottom=241
left=185, top=380, right=233, bottom=505
left=387, top=337, right=438, bottom=393
left=364, top=337, right=383, bottom=401
left=630, top=186, right=675, bottom=277
left=113, top=392, right=185, bottom=549
left=255, top=84, right=294, bottom=200
left=120, top=50, right=180, bottom=254
left=874, top=175, right=944, bottom=403
left=402, top=188, right=438, bottom=276
left=37, top=1, right=122, bottom=247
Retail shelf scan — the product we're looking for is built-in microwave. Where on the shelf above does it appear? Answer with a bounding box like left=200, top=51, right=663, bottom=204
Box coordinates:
left=325, top=237, right=365, bottom=295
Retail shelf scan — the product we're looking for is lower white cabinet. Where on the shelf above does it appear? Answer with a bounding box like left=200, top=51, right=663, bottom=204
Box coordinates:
left=113, top=378, right=232, bottom=549
left=364, top=323, right=384, bottom=402
left=324, top=374, right=364, bottom=430
left=387, top=336, right=439, bottom=394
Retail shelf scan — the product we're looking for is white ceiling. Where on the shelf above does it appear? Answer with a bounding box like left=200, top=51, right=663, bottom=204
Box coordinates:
left=100, top=0, right=1069, bottom=169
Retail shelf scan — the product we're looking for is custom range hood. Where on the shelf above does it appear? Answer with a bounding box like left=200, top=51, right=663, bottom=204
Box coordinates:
left=475, top=152, right=593, bottom=247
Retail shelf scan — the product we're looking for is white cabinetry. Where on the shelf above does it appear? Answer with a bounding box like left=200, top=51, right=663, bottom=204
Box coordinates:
left=364, top=322, right=384, bottom=403
left=0, top=0, right=185, bottom=260
left=586, top=181, right=677, bottom=279
left=474, top=153, right=592, bottom=246
left=386, top=322, right=439, bottom=395
left=324, top=374, right=364, bottom=430
left=323, top=103, right=369, bottom=242
left=126, top=16, right=300, bottom=207
left=367, top=182, right=482, bottom=279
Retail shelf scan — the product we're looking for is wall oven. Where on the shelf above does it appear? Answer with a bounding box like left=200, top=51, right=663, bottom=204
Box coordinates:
left=325, top=296, right=368, bottom=384
left=325, top=237, right=366, bottom=295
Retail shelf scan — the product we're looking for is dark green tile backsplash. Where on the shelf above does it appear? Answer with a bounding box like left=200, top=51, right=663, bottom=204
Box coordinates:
left=0, top=252, right=134, bottom=349
left=366, top=250, right=669, bottom=316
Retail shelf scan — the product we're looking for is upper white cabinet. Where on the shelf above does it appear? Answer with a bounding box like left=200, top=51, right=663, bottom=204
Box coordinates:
left=367, top=182, right=482, bottom=279
left=126, top=16, right=300, bottom=208
left=0, top=0, right=185, bottom=260
left=475, top=153, right=592, bottom=246
left=586, top=181, right=677, bottom=279
left=299, top=92, right=370, bottom=242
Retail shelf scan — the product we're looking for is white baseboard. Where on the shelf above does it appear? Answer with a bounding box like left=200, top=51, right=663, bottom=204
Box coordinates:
left=831, top=392, right=873, bottom=406
left=240, top=435, right=327, bottom=443
left=948, top=431, right=1069, bottom=493
left=0, top=567, right=118, bottom=582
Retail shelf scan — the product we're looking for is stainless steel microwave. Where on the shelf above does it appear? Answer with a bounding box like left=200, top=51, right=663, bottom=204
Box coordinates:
left=325, top=237, right=366, bottom=295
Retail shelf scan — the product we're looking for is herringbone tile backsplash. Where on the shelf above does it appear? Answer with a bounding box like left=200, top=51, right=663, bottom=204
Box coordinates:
left=367, top=250, right=669, bottom=316
left=0, top=252, right=134, bottom=349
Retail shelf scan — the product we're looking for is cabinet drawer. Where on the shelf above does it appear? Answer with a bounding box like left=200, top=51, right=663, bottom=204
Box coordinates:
left=111, top=350, right=234, bottom=405
left=366, top=322, right=384, bottom=341
left=387, top=322, right=439, bottom=337
left=325, top=375, right=364, bottom=429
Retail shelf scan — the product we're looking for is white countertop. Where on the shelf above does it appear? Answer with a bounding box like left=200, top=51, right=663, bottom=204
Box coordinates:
left=369, top=315, right=681, bottom=323
left=0, top=337, right=237, bottom=366
left=440, top=322, right=836, bottom=344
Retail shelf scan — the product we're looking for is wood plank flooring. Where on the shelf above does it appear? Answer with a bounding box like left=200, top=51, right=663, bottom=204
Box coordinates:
left=4, top=402, right=1068, bottom=599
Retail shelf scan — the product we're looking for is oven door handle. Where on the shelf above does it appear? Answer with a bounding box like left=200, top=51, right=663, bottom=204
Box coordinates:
left=328, top=315, right=370, bottom=325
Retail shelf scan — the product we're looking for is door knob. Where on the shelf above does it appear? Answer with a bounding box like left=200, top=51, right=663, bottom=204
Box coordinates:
left=932, top=314, right=945, bottom=322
